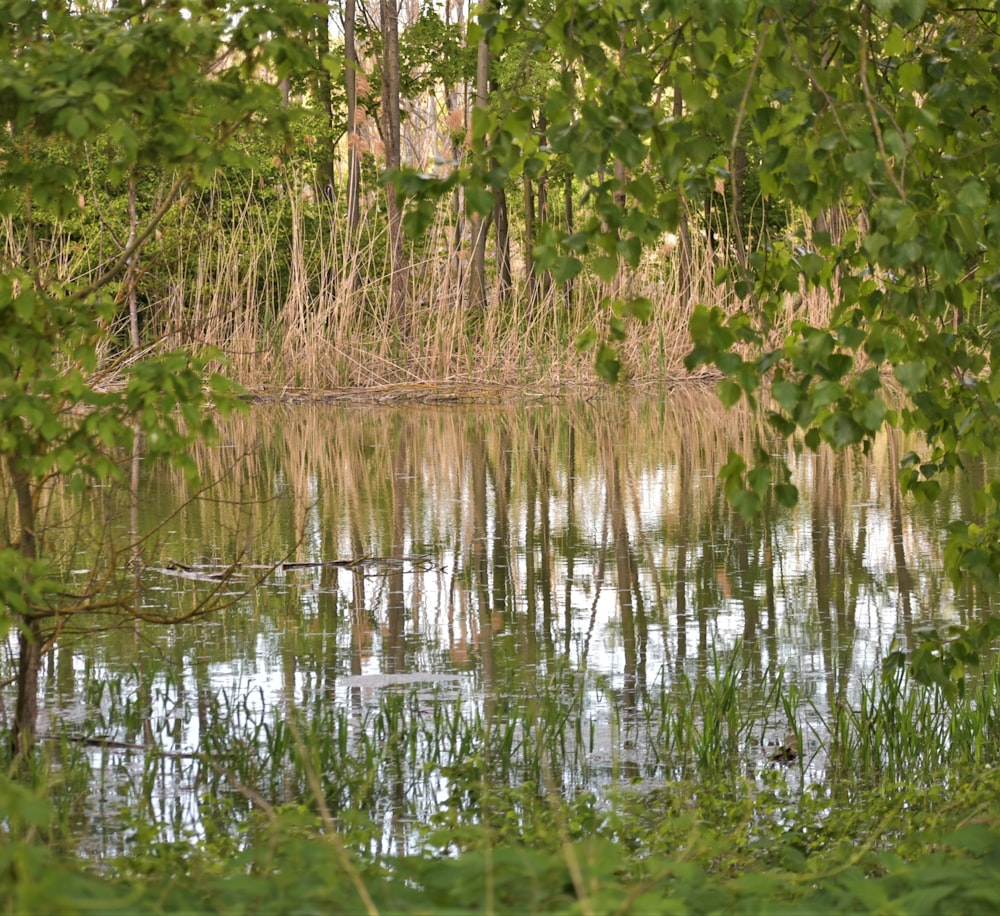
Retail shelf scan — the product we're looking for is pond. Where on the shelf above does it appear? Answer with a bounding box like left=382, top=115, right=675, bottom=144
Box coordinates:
left=9, top=389, right=992, bottom=857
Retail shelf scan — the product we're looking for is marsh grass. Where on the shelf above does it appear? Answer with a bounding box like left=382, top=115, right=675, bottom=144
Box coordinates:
left=42, top=167, right=795, bottom=391
left=8, top=644, right=1000, bottom=913
left=29, top=642, right=1000, bottom=859
left=0, top=160, right=837, bottom=394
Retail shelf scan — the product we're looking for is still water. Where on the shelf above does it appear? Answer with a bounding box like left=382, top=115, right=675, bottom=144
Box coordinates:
left=12, top=390, right=991, bottom=853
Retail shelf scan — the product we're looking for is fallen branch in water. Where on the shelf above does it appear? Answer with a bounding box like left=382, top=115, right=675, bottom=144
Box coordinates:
left=153, top=555, right=443, bottom=580
left=37, top=734, right=200, bottom=759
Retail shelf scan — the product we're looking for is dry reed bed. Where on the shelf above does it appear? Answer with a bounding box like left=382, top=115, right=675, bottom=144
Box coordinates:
left=138, top=171, right=829, bottom=390
left=1, top=163, right=840, bottom=393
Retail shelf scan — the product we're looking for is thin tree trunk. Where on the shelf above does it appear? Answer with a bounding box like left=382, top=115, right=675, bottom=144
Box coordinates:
left=609, top=31, right=628, bottom=298
left=494, top=186, right=511, bottom=305
left=314, top=3, right=337, bottom=201
left=468, top=21, right=490, bottom=312
left=380, top=0, right=407, bottom=331
left=612, top=156, right=627, bottom=298
left=126, top=173, right=140, bottom=349
left=345, top=0, right=361, bottom=230
left=13, top=619, right=42, bottom=759
left=564, top=170, right=574, bottom=310
left=386, top=426, right=407, bottom=673
left=524, top=173, right=538, bottom=310
left=704, top=192, right=715, bottom=259
left=537, top=161, right=551, bottom=298
left=730, top=143, right=747, bottom=263
left=673, top=85, right=693, bottom=303
left=490, top=56, right=510, bottom=305
left=444, top=0, right=464, bottom=251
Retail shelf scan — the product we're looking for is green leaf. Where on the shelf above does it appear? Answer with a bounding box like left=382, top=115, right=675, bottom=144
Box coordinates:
left=717, top=379, right=742, bottom=408
left=593, top=255, right=619, bottom=283
left=553, top=256, right=584, bottom=283
left=403, top=203, right=434, bottom=239
left=719, top=451, right=747, bottom=494
left=747, top=464, right=771, bottom=497
left=626, top=173, right=658, bottom=208
left=844, top=148, right=876, bottom=178
left=796, top=252, right=825, bottom=279
left=836, top=325, right=867, bottom=350
left=66, top=113, right=89, bottom=139
left=854, top=397, right=887, bottom=432
left=896, top=0, right=928, bottom=22
left=470, top=104, right=493, bottom=141
left=575, top=326, right=598, bottom=352
left=771, top=380, right=800, bottom=415
left=894, top=361, right=928, bottom=393
left=731, top=490, right=762, bottom=520
left=775, top=483, right=799, bottom=508
left=595, top=344, right=621, bottom=383
left=821, top=412, right=863, bottom=447
left=811, top=380, right=844, bottom=408
left=466, top=187, right=495, bottom=217
left=956, top=180, right=987, bottom=213
left=629, top=297, right=653, bottom=322
left=321, top=54, right=344, bottom=80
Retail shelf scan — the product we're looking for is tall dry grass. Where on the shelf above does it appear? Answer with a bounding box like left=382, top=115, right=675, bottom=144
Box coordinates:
left=0, top=164, right=833, bottom=393
left=145, top=167, right=776, bottom=392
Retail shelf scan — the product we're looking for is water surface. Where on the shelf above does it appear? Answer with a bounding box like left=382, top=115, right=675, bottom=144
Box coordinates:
left=13, top=390, right=990, bottom=853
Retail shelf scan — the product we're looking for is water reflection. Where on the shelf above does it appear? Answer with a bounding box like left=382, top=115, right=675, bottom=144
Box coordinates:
left=5, top=391, right=993, bottom=851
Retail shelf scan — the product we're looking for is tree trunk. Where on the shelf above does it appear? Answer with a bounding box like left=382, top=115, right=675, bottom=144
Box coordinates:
left=443, top=0, right=464, bottom=254
left=386, top=425, right=408, bottom=673
left=730, top=143, right=747, bottom=263
left=380, top=0, right=407, bottom=331
left=314, top=3, right=337, bottom=202
left=612, top=156, right=627, bottom=298
left=524, top=173, right=538, bottom=310
left=609, top=31, right=629, bottom=298
left=468, top=21, right=491, bottom=312
left=494, top=187, right=511, bottom=305
left=126, top=173, right=140, bottom=349
left=344, top=0, right=361, bottom=230
left=564, top=170, right=574, bottom=310
left=13, top=619, right=42, bottom=760
left=490, top=52, right=512, bottom=306
left=536, top=115, right=551, bottom=299
left=673, top=85, right=693, bottom=303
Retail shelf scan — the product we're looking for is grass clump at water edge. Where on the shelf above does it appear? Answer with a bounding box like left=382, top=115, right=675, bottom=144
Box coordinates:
left=4, top=653, right=1000, bottom=913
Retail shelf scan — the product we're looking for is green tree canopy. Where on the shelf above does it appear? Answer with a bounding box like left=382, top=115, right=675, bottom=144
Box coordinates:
left=0, top=0, right=321, bottom=756
left=443, top=0, right=1000, bottom=687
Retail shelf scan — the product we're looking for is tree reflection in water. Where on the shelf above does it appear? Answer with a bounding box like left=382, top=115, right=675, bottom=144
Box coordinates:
left=19, top=390, right=993, bottom=854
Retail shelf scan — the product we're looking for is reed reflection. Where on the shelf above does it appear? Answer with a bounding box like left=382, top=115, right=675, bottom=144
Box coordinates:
left=599, top=416, right=646, bottom=714
left=168, top=401, right=972, bottom=680
left=21, top=390, right=992, bottom=842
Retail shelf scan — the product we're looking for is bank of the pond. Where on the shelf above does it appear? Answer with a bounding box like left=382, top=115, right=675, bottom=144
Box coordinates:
left=4, top=741, right=1000, bottom=914
left=6, top=645, right=1000, bottom=914
left=239, top=377, right=711, bottom=405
